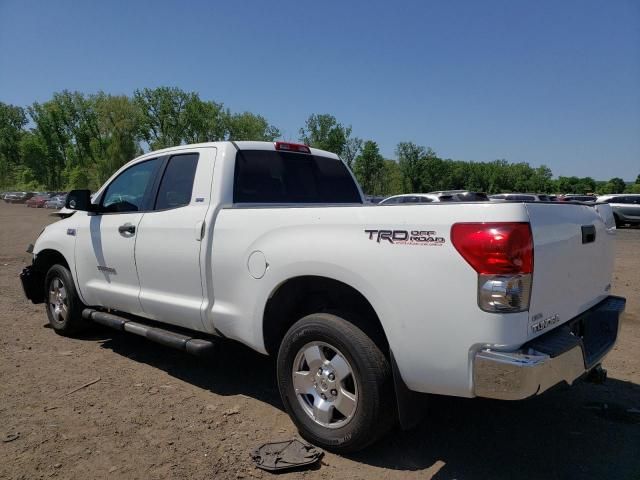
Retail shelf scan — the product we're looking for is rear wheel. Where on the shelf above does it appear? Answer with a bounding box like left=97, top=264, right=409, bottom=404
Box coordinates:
left=45, top=265, right=86, bottom=335
left=277, top=313, right=395, bottom=452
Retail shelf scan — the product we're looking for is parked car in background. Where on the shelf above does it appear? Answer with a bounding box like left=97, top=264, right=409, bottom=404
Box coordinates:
left=379, top=193, right=441, bottom=204
left=559, top=194, right=597, bottom=202
left=428, top=190, right=490, bottom=202
left=490, top=193, right=553, bottom=202
left=597, top=194, right=640, bottom=227
left=44, top=195, right=67, bottom=209
left=4, top=192, right=35, bottom=204
left=364, top=195, right=386, bottom=204
left=26, top=194, right=51, bottom=208
left=380, top=191, right=489, bottom=204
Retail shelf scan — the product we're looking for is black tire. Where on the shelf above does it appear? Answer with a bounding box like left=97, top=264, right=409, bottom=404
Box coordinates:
left=277, top=313, right=395, bottom=452
left=614, top=214, right=622, bottom=228
left=44, top=264, right=87, bottom=335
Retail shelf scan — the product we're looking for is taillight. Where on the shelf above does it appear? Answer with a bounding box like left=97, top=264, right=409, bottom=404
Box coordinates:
left=451, top=222, right=533, bottom=313
left=275, top=142, right=311, bottom=154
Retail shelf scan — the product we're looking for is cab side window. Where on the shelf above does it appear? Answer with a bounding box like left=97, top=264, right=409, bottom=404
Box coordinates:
left=154, top=153, right=199, bottom=210
left=101, top=158, right=161, bottom=213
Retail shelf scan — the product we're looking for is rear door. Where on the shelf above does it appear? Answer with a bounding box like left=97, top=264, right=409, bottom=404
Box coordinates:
left=134, top=148, right=216, bottom=331
left=525, top=202, right=615, bottom=338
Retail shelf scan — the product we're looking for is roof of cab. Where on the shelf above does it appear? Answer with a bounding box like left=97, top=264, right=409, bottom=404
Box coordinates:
left=132, top=141, right=340, bottom=162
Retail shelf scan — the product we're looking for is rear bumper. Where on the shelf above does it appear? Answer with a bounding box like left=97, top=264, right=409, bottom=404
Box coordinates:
left=473, top=295, right=626, bottom=400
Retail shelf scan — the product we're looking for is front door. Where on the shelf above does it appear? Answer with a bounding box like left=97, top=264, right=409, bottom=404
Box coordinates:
left=74, top=157, right=163, bottom=314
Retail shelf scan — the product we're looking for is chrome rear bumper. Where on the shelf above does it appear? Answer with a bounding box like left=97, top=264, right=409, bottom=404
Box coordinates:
left=473, top=296, right=626, bottom=400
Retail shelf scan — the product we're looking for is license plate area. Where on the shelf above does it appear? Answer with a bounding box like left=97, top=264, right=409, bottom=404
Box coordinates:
left=524, top=296, right=625, bottom=369
left=566, top=296, right=624, bottom=368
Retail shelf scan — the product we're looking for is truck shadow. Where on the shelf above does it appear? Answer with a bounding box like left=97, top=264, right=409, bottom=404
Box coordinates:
left=349, top=384, right=640, bottom=479
left=93, top=327, right=640, bottom=479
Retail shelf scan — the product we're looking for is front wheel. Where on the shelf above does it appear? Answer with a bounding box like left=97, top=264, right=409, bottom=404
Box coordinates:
left=277, top=313, right=395, bottom=452
left=45, top=264, right=87, bottom=335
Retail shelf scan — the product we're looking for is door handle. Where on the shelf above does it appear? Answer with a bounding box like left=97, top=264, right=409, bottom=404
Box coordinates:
left=118, top=223, right=136, bottom=235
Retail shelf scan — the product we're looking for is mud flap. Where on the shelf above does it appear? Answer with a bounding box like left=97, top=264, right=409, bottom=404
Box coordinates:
left=391, top=351, right=427, bottom=430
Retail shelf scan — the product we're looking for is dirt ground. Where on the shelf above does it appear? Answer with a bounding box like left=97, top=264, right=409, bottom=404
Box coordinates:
left=0, top=202, right=638, bottom=480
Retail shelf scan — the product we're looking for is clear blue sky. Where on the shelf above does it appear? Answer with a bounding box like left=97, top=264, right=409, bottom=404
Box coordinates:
left=1, top=0, right=638, bottom=180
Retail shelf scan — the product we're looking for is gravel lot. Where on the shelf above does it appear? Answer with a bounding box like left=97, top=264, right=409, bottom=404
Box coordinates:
left=1, top=202, right=639, bottom=480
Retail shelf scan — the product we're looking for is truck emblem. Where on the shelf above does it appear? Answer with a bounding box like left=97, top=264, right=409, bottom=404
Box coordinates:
left=364, top=229, right=445, bottom=246
left=97, top=265, right=117, bottom=274
left=531, top=314, right=560, bottom=333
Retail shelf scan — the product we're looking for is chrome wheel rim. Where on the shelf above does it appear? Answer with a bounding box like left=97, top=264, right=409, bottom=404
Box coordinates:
left=48, top=277, right=68, bottom=324
left=292, top=341, right=358, bottom=429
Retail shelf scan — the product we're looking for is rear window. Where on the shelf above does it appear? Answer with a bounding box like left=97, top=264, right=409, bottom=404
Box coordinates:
left=233, top=150, right=361, bottom=204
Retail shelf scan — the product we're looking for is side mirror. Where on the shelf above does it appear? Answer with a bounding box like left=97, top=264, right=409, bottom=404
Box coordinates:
left=65, top=189, right=94, bottom=212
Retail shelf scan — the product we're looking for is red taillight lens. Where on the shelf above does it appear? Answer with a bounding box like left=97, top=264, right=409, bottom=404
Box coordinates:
left=451, top=222, right=533, bottom=274
left=275, top=141, right=311, bottom=154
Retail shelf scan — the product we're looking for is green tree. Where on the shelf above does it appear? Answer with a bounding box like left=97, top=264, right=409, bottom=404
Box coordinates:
left=19, top=132, right=48, bottom=187
left=226, top=111, right=280, bottom=141
left=182, top=98, right=227, bottom=143
left=396, top=142, right=426, bottom=191
left=341, top=137, right=363, bottom=170
left=353, top=141, right=384, bottom=194
left=380, top=160, right=403, bottom=195
left=93, top=93, right=143, bottom=186
left=0, top=102, right=27, bottom=188
left=607, top=177, right=626, bottom=194
left=134, top=86, right=192, bottom=149
left=299, top=114, right=352, bottom=156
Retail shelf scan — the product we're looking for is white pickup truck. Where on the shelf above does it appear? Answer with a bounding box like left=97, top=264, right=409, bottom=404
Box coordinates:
left=21, top=141, right=626, bottom=452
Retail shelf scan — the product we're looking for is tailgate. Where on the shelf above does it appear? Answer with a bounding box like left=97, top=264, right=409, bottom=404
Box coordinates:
left=525, top=202, right=616, bottom=339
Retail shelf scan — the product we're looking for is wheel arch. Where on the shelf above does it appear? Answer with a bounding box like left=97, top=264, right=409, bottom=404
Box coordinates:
left=34, top=248, right=71, bottom=272
left=262, top=275, right=389, bottom=357
left=23, top=249, right=72, bottom=304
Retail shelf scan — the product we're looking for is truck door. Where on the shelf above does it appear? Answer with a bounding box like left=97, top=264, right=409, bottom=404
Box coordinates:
left=134, top=148, right=216, bottom=331
left=74, top=157, right=163, bottom=315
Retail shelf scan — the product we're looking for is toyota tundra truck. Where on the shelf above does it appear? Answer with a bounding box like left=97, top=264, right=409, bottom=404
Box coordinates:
left=20, top=141, right=626, bottom=452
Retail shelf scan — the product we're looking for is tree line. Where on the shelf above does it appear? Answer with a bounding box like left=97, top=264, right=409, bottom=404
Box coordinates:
left=1, top=87, right=638, bottom=195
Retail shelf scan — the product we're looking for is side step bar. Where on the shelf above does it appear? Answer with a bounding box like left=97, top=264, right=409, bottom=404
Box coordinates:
left=82, top=308, right=216, bottom=357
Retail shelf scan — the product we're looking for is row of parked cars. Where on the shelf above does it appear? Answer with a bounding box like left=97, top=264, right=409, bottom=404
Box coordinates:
left=1, top=191, right=68, bottom=209
left=368, top=190, right=640, bottom=227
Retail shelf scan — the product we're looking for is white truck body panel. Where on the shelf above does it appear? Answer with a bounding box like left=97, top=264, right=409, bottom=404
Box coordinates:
left=525, top=203, right=616, bottom=339
left=31, top=141, right=619, bottom=399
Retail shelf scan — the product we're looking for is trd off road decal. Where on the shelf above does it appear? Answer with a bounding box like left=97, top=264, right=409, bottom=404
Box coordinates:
left=364, top=229, right=445, bottom=246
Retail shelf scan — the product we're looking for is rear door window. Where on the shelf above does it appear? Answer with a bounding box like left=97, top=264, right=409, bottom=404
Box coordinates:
left=154, top=153, right=199, bottom=210
left=234, top=150, right=361, bottom=204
